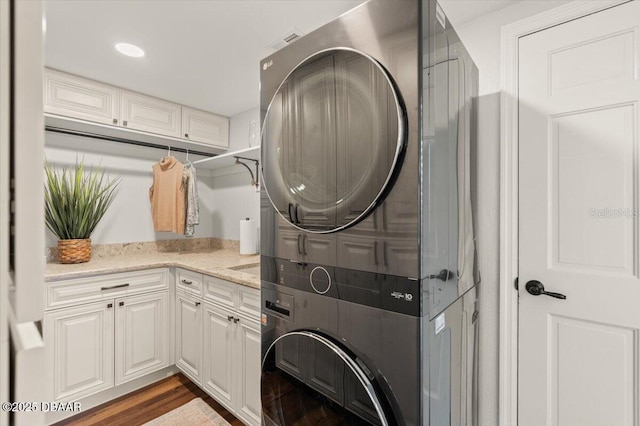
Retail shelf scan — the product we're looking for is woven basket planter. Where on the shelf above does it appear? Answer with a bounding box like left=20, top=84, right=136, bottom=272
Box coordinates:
left=57, top=238, right=91, bottom=264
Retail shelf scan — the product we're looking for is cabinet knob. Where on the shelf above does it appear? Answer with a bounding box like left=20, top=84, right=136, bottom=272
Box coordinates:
left=227, top=315, right=233, bottom=322
left=195, top=301, right=201, bottom=307
left=233, top=317, right=240, bottom=324
left=123, top=120, right=128, bottom=127
left=185, top=133, right=189, bottom=138
left=107, top=303, right=113, bottom=308
left=113, top=118, right=118, bottom=125
left=119, top=301, right=124, bottom=307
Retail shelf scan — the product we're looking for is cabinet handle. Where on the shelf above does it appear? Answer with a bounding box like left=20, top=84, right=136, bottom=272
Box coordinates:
left=123, top=120, right=128, bottom=127
left=184, top=133, right=189, bottom=138
left=101, top=283, right=130, bottom=291
left=107, top=303, right=113, bottom=308
left=233, top=317, right=240, bottom=324
left=195, top=301, right=201, bottom=307
left=227, top=315, right=233, bottom=322
left=294, top=203, right=300, bottom=224
left=113, top=118, right=118, bottom=125
left=297, top=234, right=302, bottom=255
left=181, top=279, right=193, bottom=285
left=119, top=301, right=124, bottom=307
left=302, top=235, right=308, bottom=255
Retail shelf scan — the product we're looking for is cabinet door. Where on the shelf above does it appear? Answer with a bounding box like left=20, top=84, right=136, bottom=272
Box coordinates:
left=43, top=68, right=119, bottom=125
left=44, top=300, right=114, bottom=402
left=182, top=106, right=229, bottom=148
left=235, top=318, right=262, bottom=426
left=202, top=302, right=234, bottom=409
left=120, top=90, right=181, bottom=138
left=115, top=291, right=169, bottom=385
left=175, top=291, right=202, bottom=384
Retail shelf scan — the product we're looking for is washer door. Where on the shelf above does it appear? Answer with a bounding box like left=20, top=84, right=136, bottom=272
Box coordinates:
left=262, top=331, right=391, bottom=426
left=262, top=48, right=406, bottom=233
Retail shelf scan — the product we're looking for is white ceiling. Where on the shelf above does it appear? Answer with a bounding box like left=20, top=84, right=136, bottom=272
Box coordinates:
left=43, top=0, right=542, bottom=118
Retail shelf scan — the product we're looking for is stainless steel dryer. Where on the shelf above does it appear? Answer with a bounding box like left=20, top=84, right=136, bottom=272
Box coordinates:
left=259, top=0, right=479, bottom=424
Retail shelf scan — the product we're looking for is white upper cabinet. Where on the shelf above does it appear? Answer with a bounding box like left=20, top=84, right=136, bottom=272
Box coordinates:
left=182, top=106, right=229, bottom=148
left=44, top=69, right=119, bottom=125
left=43, top=68, right=231, bottom=154
left=120, top=91, right=182, bottom=138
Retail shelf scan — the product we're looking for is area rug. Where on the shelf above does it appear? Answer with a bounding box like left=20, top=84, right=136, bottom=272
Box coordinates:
left=143, top=398, right=231, bottom=426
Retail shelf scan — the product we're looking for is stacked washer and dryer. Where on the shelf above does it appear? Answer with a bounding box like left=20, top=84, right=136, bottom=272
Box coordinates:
left=259, top=0, right=479, bottom=424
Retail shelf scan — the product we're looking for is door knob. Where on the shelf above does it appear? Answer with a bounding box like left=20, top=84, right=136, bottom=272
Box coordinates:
left=525, top=280, right=566, bottom=300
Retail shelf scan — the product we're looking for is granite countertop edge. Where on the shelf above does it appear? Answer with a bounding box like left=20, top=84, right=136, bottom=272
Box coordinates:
left=45, top=250, right=261, bottom=290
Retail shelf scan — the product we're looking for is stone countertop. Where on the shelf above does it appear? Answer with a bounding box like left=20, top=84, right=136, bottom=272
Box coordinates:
left=46, top=249, right=261, bottom=289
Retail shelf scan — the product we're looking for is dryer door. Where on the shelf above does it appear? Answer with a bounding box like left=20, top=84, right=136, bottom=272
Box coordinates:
left=262, top=331, right=393, bottom=425
left=262, top=48, right=406, bottom=233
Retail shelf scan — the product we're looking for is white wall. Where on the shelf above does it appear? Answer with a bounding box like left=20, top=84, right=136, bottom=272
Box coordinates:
left=207, top=107, right=261, bottom=241
left=44, top=107, right=262, bottom=246
left=440, top=2, right=568, bottom=425
left=44, top=131, right=217, bottom=246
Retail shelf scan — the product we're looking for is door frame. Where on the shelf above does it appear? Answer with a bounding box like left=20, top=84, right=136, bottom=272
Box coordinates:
left=498, top=1, right=632, bottom=424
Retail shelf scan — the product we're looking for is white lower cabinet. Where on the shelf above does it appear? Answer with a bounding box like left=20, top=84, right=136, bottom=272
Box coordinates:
left=176, top=270, right=261, bottom=426
left=44, top=267, right=260, bottom=424
left=202, top=302, right=235, bottom=407
left=201, top=302, right=261, bottom=426
left=44, top=300, right=115, bottom=402
left=115, top=291, right=170, bottom=385
left=44, top=269, right=172, bottom=404
left=175, top=290, right=202, bottom=384
left=236, top=317, right=262, bottom=425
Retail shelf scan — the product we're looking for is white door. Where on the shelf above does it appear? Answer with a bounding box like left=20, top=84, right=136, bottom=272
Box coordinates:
left=44, top=301, right=114, bottom=402
left=175, top=291, right=202, bottom=383
left=518, top=2, right=640, bottom=425
left=1, top=1, right=46, bottom=424
left=120, top=90, right=182, bottom=138
left=235, top=317, right=261, bottom=426
left=115, top=291, right=169, bottom=385
left=202, top=301, right=234, bottom=409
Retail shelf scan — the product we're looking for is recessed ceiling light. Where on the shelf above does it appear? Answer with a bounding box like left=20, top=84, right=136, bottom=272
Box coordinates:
left=115, top=42, right=145, bottom=58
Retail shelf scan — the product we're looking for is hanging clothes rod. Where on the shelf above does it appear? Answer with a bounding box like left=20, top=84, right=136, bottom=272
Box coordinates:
left=45, top=126, right=217, bottom=158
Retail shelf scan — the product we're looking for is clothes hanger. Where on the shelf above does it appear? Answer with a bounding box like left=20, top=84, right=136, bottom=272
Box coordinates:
left=185, top=148, right=193, bottom=167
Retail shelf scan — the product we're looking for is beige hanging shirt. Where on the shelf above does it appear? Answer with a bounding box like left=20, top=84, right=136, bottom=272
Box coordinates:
left=149, top=156, right=186, bottom=233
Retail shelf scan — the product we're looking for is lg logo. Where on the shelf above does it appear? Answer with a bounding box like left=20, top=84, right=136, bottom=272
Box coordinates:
left=263, top=60, right=273, bottom=71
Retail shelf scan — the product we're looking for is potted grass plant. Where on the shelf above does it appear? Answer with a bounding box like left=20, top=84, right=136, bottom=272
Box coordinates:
left=44, top=160, right=120, bottom=264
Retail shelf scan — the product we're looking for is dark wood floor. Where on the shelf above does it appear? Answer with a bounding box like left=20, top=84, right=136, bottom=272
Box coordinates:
left=54, top=373, right=244, bottom=426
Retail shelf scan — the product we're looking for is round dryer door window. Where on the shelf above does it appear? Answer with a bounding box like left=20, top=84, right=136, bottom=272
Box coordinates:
left=262, top=332, right=392, bottom=425
left=262, top=48, right=406, bottom=233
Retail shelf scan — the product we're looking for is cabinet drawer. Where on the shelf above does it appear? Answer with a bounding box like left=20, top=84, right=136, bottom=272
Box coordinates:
left=237, top=286, right=260, bottom=321
left=203, top=276, right=235, bottom=310
left=176, top=269, right=203, bottom=297
left=46, top=269, right=169, bottom=310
